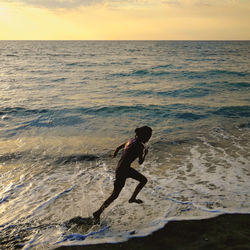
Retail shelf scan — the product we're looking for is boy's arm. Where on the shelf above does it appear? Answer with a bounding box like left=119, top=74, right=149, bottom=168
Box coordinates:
left=139, top=147, right=148, bottom=165
left=111, top=143, right=125, bottom=158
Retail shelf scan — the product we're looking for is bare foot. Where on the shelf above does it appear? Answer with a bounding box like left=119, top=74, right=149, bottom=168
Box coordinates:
left=129, top=199, right=143, bottom=204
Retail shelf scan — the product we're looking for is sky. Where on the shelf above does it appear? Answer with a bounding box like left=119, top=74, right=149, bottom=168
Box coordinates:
left=0, top=0, right=250, bottom=40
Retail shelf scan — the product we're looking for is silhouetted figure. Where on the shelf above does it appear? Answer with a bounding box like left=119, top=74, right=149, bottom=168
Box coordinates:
left=93, top=126, right=152, bottom=223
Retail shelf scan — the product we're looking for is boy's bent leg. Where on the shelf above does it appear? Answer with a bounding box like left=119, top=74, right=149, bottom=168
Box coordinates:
left=127, top=168, right=147, bottom=203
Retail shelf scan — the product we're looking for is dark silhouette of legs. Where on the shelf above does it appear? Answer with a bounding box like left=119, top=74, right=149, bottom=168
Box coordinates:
left=93, top=167, right=147, bottom=222
left=93, top=177, right=125, bottom=222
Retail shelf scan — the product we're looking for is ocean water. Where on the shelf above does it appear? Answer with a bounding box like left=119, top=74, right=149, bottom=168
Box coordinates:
left=0, top=41, right=250, bottom=249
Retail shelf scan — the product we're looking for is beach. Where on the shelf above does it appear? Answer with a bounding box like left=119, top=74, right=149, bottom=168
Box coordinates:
left=1, top=41, right=249, bottom=249
left=56, top=213, right=250, bottom=250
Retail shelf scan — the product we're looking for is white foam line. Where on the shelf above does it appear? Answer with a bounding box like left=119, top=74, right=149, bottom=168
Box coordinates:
left=28, top=186, right=76, bottom=219
left=0, top=183, right=25, bottom=204
left=192, top=204, right=224, bottom=214
left=164, top=197, right=193, bottom=205
left=165, top=196, right=225, bottom=214
left=22, top=231, right=40, bottom=250
left=1, top=175, right=80, bottom=228
left=0, top=195, right=10, bottom=204
left=56, top=226, right=109, bottom=245
left=1, top=186, right=75, bottom=228
left=22, top=227, right=61, bottom=250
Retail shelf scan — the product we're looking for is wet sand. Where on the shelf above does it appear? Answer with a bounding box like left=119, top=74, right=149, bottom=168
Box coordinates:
left=56, top=213, right=250, bottom=250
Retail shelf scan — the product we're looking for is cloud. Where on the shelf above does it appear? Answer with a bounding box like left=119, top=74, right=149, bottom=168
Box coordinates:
left=4, top=0, right=160, bottom=9
left=6, top=0, right=105, bottom=9
left=2, top=0, right=249, bottom=10
left=162, top=0, right=249, bottom=6
left=4, top=0, right=249, bottom=10
left=5, top=0, right=159, bottom=9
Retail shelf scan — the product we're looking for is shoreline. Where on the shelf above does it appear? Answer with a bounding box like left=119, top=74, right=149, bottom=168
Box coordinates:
left=55, top=213, right=250, bottom=250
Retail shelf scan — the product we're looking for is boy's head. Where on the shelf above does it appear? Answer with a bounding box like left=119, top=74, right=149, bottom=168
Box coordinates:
left=135, top=126, right=152, bottom=143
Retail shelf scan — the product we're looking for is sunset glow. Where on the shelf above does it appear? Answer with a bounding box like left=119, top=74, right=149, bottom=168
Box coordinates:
left=0, top=0, right=250, bottom=40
